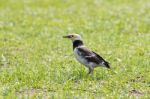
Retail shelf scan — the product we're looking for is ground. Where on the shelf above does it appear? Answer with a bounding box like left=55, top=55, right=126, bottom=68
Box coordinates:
left=0, top=0, right=150, bottom=98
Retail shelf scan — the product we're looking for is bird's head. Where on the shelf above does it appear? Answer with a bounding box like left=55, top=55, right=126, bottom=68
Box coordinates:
left=63, top=34, right=82, bottom=41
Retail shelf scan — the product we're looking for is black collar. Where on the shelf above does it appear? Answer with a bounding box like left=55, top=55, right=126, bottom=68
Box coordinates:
left=73, top=40, right=84, bottom=50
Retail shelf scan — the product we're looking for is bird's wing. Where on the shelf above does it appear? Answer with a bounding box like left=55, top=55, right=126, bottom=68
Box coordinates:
left=77, top=47, right=104, bottom=64
left=92, top=51, right=110, bottom=68
left=77, top=47, right=110, bottom=68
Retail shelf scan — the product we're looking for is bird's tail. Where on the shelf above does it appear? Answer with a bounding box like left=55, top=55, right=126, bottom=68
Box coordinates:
left=103, top=61, right=110, bottom=69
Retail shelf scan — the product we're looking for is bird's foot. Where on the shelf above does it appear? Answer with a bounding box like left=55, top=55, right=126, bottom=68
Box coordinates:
left=87, top=67, right=94, bottom=75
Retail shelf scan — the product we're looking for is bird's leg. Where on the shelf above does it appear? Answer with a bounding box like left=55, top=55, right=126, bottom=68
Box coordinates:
left=88, top=67, right=93, bottom=74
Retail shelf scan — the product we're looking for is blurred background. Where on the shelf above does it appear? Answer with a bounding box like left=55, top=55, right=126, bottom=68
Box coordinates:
left=0, top=0, right=150, bottom=98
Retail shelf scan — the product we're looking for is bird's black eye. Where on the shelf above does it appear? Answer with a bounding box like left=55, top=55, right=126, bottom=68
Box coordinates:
left=70, top=35, right=74, bottom=37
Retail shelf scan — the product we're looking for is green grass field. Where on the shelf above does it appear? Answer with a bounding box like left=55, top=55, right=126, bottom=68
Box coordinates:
left=0, top=0, right=150, bottom=98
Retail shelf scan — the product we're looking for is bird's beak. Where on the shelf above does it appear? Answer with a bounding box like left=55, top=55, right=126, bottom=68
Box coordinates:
left=63, top=35, right=70, bottom=38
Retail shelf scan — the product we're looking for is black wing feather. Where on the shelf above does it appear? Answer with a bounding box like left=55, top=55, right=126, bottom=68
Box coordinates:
left=77, top=47, right=103, bottom=64
left=77, top=47, right=110, bottom=68
left=92, top=51, right=110, bottom=68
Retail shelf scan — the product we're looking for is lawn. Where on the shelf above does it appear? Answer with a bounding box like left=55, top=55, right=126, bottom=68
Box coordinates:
left=0, top=0, right=150, bottom=98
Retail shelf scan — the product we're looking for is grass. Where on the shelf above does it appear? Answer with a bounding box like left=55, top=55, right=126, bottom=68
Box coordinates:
left=0, top=0, right=150, bottom=98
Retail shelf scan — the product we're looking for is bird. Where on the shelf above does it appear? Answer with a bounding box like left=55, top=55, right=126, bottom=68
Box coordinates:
left=63, top=34, right=110, bottom=74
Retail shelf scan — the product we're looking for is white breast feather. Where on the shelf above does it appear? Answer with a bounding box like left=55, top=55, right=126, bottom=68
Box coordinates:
left=74, top=48, right=88, bottom=65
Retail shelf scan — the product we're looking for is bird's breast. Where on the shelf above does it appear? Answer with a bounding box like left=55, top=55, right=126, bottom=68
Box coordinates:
left=73, top=48, right=88, bottom=65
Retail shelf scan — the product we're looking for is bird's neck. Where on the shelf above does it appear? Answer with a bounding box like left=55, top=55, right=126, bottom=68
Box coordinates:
left=73, top=40, right=84, bottom=50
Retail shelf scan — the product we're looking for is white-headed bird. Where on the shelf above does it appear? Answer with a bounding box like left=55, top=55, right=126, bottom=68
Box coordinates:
left=63, top=34, right=110, bottom=74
